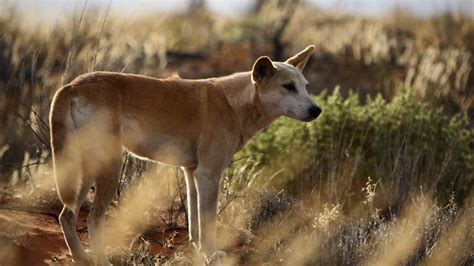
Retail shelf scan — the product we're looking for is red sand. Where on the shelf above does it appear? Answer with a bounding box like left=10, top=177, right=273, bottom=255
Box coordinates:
left=0, top=209, right=189, bottom=265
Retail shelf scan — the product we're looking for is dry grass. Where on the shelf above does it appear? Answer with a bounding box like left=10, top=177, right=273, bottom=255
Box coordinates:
left=0, top=2, right=473, bottom=265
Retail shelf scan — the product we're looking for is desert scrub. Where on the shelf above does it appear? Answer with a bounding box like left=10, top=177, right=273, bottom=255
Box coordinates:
left=217, top=176, right=473, bottom=265
left=231, top=88, right=473, bottom=206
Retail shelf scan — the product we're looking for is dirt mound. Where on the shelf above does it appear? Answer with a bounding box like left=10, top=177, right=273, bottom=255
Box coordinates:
left=0, top=209, right=189, bottom=265
left=0, top=209, right=71, bottom=265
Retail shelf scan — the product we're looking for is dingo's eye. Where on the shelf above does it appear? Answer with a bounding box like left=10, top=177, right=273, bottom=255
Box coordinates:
left=283, top=83, right=296, bottom=92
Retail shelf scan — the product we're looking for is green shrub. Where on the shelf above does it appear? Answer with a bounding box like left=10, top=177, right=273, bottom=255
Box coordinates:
left=230, top=88, right=473, bottom=206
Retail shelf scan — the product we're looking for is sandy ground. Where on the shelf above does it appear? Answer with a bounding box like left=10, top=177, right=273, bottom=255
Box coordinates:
left=0, top=208, right=189, bottom=265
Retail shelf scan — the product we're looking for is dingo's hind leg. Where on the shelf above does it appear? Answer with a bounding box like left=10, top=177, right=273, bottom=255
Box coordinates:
left=53, top=134, right=94, bottom=262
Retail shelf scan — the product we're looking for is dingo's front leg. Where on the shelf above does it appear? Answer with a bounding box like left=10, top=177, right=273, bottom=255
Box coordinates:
left=183, top=167, right=199, bottom=248
left=194, top=166, right=225, bottom=263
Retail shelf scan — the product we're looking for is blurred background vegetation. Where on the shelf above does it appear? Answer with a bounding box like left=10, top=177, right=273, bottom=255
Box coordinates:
left=0, top=0, right=473, bottom=265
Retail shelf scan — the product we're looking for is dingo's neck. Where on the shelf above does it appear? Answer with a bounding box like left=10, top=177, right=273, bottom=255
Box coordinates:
left=216, top=72, right=275, bottom=146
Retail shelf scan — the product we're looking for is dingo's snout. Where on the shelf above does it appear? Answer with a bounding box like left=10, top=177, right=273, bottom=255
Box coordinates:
left=305, top=105, right=322, bottom=121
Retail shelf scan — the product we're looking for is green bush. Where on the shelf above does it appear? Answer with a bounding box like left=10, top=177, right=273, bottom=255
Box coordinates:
left=230, top=88, right=473, bottom=206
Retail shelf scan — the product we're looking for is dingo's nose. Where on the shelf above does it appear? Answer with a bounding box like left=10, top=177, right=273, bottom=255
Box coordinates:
left=307, top=105, right=322, bottom=120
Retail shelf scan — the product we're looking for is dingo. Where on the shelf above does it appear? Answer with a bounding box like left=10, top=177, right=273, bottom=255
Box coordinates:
left=50, top=45, right=320, bottom=265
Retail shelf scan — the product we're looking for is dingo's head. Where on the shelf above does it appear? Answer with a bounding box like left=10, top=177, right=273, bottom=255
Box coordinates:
left=252, top=45, right=321, bottom=122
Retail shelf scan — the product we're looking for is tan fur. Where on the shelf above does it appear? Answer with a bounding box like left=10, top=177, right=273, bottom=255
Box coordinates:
left=50, top=45, right=320, bottom=265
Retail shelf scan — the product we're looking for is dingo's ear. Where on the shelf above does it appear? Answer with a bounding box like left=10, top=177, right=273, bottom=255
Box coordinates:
left=252, top=56, right=277, bottom=84
left=286, top=45, right=315, bottom=70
